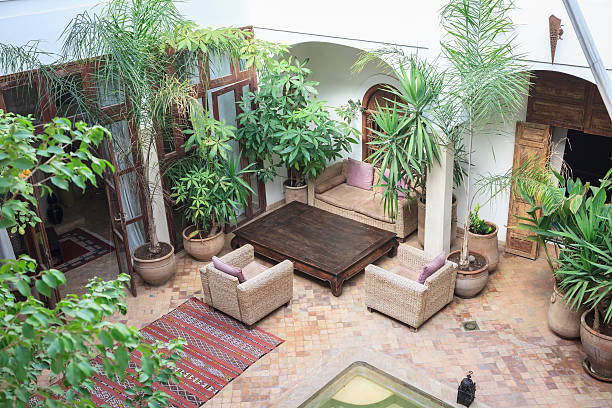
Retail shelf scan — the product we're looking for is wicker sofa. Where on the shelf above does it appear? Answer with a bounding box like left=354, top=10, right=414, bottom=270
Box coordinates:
left=200, top=244, right=293, bottom=327
left=365, top=244, right=457, bottom=330
left=307, top=159, right=418, bottom=240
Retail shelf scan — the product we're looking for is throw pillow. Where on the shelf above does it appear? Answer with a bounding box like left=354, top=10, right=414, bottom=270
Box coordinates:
left=212, top=256, right=246, bottom=284
left=346, top=158, right=374, bottom=190
left=417, top=252, right=446, bottom=284
left=315, top=175, right=346, bottom=194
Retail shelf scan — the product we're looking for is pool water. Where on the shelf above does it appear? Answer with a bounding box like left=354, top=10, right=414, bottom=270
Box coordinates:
left=300, top=362, right=452, bottom=408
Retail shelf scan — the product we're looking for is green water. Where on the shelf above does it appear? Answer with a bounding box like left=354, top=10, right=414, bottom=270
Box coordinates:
left=320, top=394, right=425, bottom=408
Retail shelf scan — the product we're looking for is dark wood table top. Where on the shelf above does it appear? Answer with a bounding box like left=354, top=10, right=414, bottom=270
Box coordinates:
left=232, top=201, right=397, bottom=276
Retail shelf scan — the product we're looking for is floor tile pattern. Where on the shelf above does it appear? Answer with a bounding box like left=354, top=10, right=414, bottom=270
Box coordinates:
left=62, top=234, right=612, bottom=407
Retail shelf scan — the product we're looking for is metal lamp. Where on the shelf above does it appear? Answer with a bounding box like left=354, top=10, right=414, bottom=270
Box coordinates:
left=457, top=371, right=476, bottom=407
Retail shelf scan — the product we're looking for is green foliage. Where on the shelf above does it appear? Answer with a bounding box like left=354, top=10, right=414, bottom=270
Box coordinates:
left=441, top=0, right=531, bottom=267
left=515, top=163, right=612, bottom=327
left=170, top=156, right=254, bottom=237
left=0, top=112, right=183, bottom=406
left=0, top=259, right=184, bottom=407
left=468, top=204, right=492, bottom=235
left=364, top=56, right=444, bottom=220
left=236, top=57, right=358, bottom=186
left=0, top=112, right=112, bottom=234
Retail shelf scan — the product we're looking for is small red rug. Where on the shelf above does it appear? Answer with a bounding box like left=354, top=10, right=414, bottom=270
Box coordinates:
left=90, top=298, right=283, bottom=407
left=56, top=228, right=114, bottom=272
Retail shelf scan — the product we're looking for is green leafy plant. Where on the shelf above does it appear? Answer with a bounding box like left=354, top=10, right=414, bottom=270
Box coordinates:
left=0, top=112, right=112, bottom=234
left=236, top=57, right=358, bottom=187
left=468, top=204, right=492, bottom=235
left=0, top=114, right=183, bottom=407
left=170, top=156, right=253, bottom=238
left=441, top=0, right=531, bottom=269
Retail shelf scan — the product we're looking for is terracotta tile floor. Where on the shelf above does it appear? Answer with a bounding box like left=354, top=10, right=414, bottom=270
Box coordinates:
left=64, top=233, right=612, bottom=407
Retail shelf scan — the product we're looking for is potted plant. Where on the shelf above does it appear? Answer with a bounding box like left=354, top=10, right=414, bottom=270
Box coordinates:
left=60, top=1, right=260, bottom=285
left=441, top=0, right=531, bottom=297
left=466, top=204, right=499, bottom=272
left=170, top=153, right=253, bottom=261
left=237, top=57, right=357, bottom=204
left=549, top=172, right=612, bottom=380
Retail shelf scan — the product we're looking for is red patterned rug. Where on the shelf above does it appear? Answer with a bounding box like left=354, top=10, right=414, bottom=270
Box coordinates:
left=87, top=297, right=283, bottom=407
left=56, top=228, right=114, bottom=272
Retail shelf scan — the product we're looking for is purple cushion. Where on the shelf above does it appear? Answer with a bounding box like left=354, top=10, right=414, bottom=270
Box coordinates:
left=346, top=158, right=374, bottom=190
left=212, top=256, right=246, bottom=283
left=417, top=252, right=446, bottom=284
left=382, top=169, right=409, bottom=199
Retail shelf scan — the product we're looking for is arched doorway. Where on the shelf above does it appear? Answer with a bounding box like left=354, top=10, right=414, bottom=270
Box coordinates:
left=361, top=84, right=400, bottom=163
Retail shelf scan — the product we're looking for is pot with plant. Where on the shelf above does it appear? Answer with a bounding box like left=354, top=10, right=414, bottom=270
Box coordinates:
left=547, top=170, right=612, bottom=380
left=237, top=57, right=357, bottom=204
left=466, top=204, right=499, bottom=272
left=510, top=162, right=593, bottom=339
left=60, top=3, right=270, bottom=285
left=441, top=0, right=531, bottom=297
left=170, top=153, right=253, bottom=261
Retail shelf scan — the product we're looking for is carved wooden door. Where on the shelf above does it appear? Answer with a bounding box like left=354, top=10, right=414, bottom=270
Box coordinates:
left=505, top=122, right=552, bottom=259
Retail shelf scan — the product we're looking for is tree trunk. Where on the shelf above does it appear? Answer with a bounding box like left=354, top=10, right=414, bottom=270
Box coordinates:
left=143, top=180, right=161, bottom=255
left=459, top=115, right=473, bottom=270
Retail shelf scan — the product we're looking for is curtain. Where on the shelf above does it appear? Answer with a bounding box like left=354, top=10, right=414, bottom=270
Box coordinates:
left=0, top=229, right=16, bottom=260
left=107, top=121, right=146, bottom=252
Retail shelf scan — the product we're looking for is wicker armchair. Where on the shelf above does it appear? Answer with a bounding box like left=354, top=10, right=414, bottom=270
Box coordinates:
left=200, top=244, right=293, bottom=327
left=365, top=244, right=457, bottom=330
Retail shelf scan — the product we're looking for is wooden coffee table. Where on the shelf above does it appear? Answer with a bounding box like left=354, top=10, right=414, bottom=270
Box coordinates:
left=231, top=201, right=398, bottom=296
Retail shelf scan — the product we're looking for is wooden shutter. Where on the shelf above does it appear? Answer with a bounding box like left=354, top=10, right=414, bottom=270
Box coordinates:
left=505, top=122, right=551, bottom=259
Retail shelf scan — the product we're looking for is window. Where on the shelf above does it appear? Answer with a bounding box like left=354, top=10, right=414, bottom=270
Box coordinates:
left=361, top=84, right=400, bottom=164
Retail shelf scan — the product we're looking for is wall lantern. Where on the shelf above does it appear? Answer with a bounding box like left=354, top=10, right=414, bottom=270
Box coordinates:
left=457, top=371, right=476, bottom=407
left=549, top=14, right=564, bottom=64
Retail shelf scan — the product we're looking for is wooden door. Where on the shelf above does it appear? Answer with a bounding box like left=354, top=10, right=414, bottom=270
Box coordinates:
left=100, top=121, right=148, bottom=296
left=505, top=122, right=552, bottom=259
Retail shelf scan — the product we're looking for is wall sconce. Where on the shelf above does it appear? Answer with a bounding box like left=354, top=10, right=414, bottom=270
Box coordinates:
left=549, top=14, right=564, bottom=64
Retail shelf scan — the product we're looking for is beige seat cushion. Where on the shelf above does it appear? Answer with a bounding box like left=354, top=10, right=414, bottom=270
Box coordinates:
left=316, top=183, right=374, bottom=211
left=315, top=175, right=346, bottom=194
left=354, top=197, right=393, bottom=223
left=242, top=261, right=268, bottom=281
left=389, top=264, right=420, bottom=282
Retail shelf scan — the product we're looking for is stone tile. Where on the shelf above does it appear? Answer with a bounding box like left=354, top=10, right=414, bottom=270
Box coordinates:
left=60, top=232, right=612, bottom=407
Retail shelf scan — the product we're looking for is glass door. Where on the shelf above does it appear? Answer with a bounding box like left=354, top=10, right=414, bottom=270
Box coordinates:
left=210, top=79, right=266, bottom=227
left=100, top=121, right=147, bottom=296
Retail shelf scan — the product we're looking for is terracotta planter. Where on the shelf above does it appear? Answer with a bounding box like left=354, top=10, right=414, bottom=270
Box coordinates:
left=183, top=226, right=224, bottom=261
left=418, top=196, right=457, bottom=247
left=467, top=221, right=499, bottom=272
left=132, top=242, right=176, bottom=286
left=581, top=310, right=612, bottom=381
left=284, top=181, right=308, bottom=204
left=548, top=284, right=585, bottom=339
left=447, top=249, right=489, bottom=298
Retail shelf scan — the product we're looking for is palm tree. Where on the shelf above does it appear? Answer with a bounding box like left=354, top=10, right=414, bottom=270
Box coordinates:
left=441, top=0, right=531, bottom=269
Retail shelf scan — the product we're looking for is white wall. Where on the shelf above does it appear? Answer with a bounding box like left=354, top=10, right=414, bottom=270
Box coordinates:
left=2, top=0, right=611, bottom=238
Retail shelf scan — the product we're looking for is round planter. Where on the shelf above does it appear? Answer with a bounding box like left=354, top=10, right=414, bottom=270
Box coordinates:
left=418, top=196, right=457, bottom=247
left=132, top=242, right=176, bottom=286
left=467, top=221, right=499, bottom=272
left=182, top=226, right=224, bottom=261
left=284, top=181, right=308, bottom=204
left=447, top=249, right=489, bottom=298
left=548, top=284, right=585, bottom=339
left=580, top=310, right=612, bottom=381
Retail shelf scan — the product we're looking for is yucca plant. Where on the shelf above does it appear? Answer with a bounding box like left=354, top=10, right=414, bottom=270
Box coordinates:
left=441, top=0, right=531, bottom=269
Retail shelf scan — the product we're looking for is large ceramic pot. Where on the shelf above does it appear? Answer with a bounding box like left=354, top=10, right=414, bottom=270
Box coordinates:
left=418, top=196, right=457, bottom=247
left=467, top=221, right=499, bottom=272
left=284, top=181, right=308, bottom=204
left=183, top=226, right=224, bottom=261
left=132, top=242, right=176, bottom=286
left=447, top=249, right=489, bottom=298
left=580, top=310, right=612, bottom=381
left=548, top=284, right=585, bottom=339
